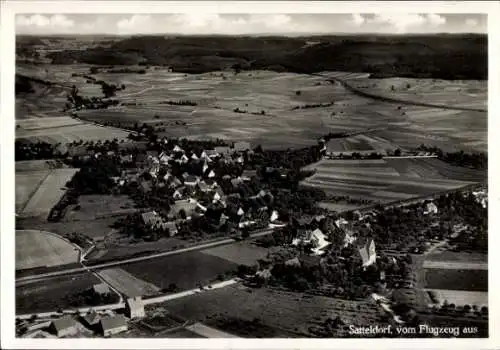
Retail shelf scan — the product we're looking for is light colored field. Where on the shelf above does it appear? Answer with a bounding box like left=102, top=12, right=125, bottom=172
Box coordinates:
left=202, top=242, right=269, bottom=266
left=317, top=202, right=364, bottom=212
left=16, top=170, right=51, bottom=213
left=16, top=116, right=83, bottom=130
left=17, top=66, right=487, bottom=152
left=16, top=230, right=79, bottom=270
left=185, top=323, right=239, bottom=338
left=423, top=261, right=487, bottom=270
left=425, top=289, right=488, bottom=307
left=98, top=268, right=161, bottom=297
left=20, top=168, right=79, bottom=217
left=301, top=158, right=480, bottom=209
left=16, top=123, right=129, bottom=144
left=15, top=159, right=62, bottom=172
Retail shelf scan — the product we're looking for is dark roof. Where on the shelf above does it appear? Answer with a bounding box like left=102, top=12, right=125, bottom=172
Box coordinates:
left=83, top=310, right=101, bottom=325
left=99, top=315, right=128, bottom=331
left=51, top=315, right=77, bottom=332
left=215, top=146, right=230, bottom=154
left=242, top=169, right=257, bottom=177
left=184, top=175, right=198, bottom=183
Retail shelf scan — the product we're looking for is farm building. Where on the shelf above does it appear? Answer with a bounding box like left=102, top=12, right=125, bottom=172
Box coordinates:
left=215, top=146, right=230, bottom=155
left=231, top=178, right=243, bottom=188
left=82, top=310, right=101, bottom=328
left=169, top=198, right=199, bottom=219
left=92, top=283, right=111, bottom=296
left=207, top=169, right=216, bottom=178
left=270, top=210, right=279, bottom=222
left=99, top=315, right=128, bottom=337
left=173, top=145, right=184, bottom=153
left=202, top=149, right=219, bottom=159
left=165, top=221, right=178, bottom=236
left=423, top=202, right=438, bottom=215
left=184, top=175, right=199, bottom=187
left=358, top=238, right=377, bottom=268
left=49, top=315, right=79, bottom=338
left=141, top=211, right=164, bottom=228
left=213, top=188, right=226, bottom=203
left=241, top=169, right=257, bottom=181
left=168, top=176, right=183, bottom=189
left=173, top=187, right=185, bottom=200
left=233, top=141, right=251, bottom=152
left=125, top=296, right=145, bottom=319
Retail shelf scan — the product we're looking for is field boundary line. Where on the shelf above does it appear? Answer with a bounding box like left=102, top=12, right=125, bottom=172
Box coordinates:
left=18, top=170, right=52, bottom=215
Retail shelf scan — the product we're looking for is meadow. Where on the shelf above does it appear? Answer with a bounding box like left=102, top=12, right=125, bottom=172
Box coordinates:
left=201, top=242, right=270, bottom=266
left=424, top=269, right=487, bottom=292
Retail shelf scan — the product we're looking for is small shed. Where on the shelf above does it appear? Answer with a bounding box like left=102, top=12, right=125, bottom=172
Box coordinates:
left=99, top=315, right=128, bottom=337
left=125, top=296, right=145, bottom=319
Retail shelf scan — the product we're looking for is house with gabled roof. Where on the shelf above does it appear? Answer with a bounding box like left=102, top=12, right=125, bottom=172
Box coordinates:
left=204, top=179, right=217, bottom=189
left=173, top=187, right=185, bottom=200
left=173, top=145, right=184, bottom=153
left=241, top=169, right=257, bottom=181
left=100, top=315, right=128, bottom=337
left=168, top=176, right=182, bottom=189
left=202, top=162, right=209, bottom=173
left=125, top=297, right=145, bottom=319
left=49, top=315, right=78, bottom=338
left=207, top=169, right=216, bottom=178
left=358, top=238, right=376, bottom=268
left=184, top=175, right=199, bottom=187
left=82, top=310, right=101, bottom=328
left=212, top=188, right=226, bottom=203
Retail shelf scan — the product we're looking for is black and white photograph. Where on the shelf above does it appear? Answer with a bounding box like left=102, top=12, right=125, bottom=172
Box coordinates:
left=1, top=1, right=498, bottom=348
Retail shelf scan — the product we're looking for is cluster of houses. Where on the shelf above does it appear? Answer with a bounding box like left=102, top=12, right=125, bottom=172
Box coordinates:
left=104, top=140, right=293, bottom=236
left=20, top=295, right=146, bottom=338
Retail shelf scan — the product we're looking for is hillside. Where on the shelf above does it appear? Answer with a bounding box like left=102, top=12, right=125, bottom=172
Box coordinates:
left=39, top=34, right=487, bottom=80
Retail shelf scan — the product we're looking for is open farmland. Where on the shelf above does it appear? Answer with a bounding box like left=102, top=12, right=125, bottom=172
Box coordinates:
left=155, top=285, right=383, bottom=337
left=301, top=158, right=483, bottom=208
left=347, top=76, right=487, bottom=111
left=16, top=119, right=130, bottom=144
left=16, top=230, right=80, bottom=270
left=17, top=63, right=487, bottom=151
left=201, top=242, right=270, bottom=266
left=424, top=269, right=488, bottom=292
left=16, top=170, right=51, bottom=213
left=15, top=159, right=65, bottom=172
left=16, top=272, right=104, bottom=314
left=97, top=268, right=161, bottom=298
left=121, top=251, right=238, bottom=294
left=17, top=168, right=79, bottom=218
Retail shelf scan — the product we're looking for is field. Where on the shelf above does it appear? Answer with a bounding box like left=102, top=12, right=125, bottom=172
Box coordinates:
left=16, top=64, right=487, bottom=152
left=16, top=168, right=79, bottom=218
left=121, top=251, right=238, bottom=293
left=301, top=158, right=483, bottom=208
left=424, top=269, right=487, bottom=292
left=16, top=229, right=80, bottom=270
left=155, top=284, right=383, bottom=337
left=425, top=250, right=487, bottom=264
left=16, top=170, right=51, bottom=213
left=62, top=194, right=137, bottom=222
left=425, top=289, right=488, bottom=308
left=347, top=76, right=487, bottom=111
left=15, top=159, right=65, bottom=172
left=16, top=272, right=101, bottom=314
left=97, top=268, right=161, bottom=298
left=16, top=116, right=129, bottom=144
left=201, top=242, right=270, bottom=266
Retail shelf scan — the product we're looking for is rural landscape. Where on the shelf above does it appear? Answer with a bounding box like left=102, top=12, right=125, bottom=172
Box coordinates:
left=13, top=13, right=488, bottom=339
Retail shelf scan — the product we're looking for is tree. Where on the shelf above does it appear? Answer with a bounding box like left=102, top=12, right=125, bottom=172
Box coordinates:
left=295, top=90, right=301, bottom=96
left=394, top=148, right=402, bottom=157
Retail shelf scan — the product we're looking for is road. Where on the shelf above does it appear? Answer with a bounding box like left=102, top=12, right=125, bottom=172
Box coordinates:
left=383, top=155, right=438, bottom=159
left=16, top=278, right=240, bottom=320
left=320, top=74, right=487, bottom=113
left=16, top=228, right=276, bottom=283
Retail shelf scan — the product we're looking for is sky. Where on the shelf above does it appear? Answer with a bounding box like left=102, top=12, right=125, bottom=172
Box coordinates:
left=15, top=13, right=487, bottom=36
